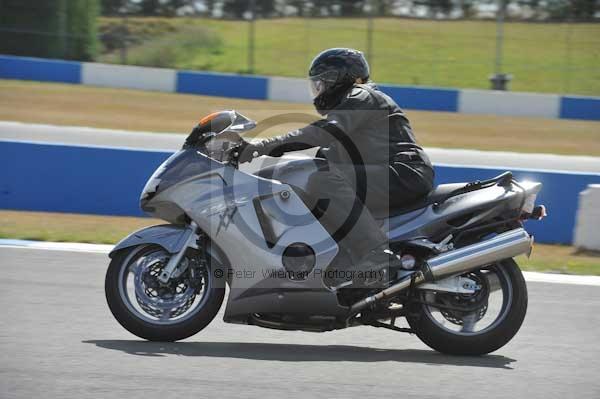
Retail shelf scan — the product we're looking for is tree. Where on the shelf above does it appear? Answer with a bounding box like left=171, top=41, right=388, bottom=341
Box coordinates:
left=570, top=0, right=598, bottom=20
left=223, top=0, right=276, bottom=18
left=310, top=0, right=337, bottom=16
left=428, top=0, right=453, bottom=16
left=140, top=0, right=160, bottom=15
left=223, top=0, right=249, bottom=18
left=0, top=0, right=99, bottom=60
left=66, top=0, right=100, bottom=60
left=101, top=0, right=128, bottom=15
left=375, top=0, right=397, bottom=16
left=339, top=0, right=366, bottom=16
left=459, top=0, right=476, bottom=18
left=159, top=0, right=194, bottom=16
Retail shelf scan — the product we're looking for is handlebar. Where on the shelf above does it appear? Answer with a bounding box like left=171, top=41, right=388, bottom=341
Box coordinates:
left=226, top=141, right=259, bottom=167
left=229, top=144, right=241, bottom=168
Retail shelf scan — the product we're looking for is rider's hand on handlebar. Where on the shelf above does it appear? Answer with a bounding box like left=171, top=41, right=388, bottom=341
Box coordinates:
left=236, top=139, right=263, bottom=163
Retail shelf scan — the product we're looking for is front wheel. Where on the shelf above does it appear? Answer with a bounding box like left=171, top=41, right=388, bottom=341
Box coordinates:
left=407, top=259, right=528, bottom=355
left=105, top=244, right=225, bottom=341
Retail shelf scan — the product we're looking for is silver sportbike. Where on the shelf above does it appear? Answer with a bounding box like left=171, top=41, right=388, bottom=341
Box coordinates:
left=105, top=110, right=547, bottom=355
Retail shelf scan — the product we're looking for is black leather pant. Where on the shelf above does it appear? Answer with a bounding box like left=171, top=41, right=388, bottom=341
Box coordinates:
left=298, top=162, right=434, bottom=264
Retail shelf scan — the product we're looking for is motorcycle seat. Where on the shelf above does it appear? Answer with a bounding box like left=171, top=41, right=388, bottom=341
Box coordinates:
left=378, top=183, right=466, bottom=219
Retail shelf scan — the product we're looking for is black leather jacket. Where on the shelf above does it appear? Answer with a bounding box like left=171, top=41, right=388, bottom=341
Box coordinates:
left=252, top=83, right=433, bottom=176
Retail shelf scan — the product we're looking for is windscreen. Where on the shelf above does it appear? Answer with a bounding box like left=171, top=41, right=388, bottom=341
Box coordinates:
left=185, top=110, right=257, bottom=148
left=141, top=149, right=221, bottom=202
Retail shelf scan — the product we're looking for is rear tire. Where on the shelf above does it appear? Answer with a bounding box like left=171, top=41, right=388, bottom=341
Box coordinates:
left=105, top=245, right=225, bottom=342
left=407, top=258, right=527, bottom=355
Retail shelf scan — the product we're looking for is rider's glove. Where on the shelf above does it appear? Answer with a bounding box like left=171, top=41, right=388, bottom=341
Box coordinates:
left=237, top=139, right=288, bottom=163
left=237, top=139, right=264, bottom=163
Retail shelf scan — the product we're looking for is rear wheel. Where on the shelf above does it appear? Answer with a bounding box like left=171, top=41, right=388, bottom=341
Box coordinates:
left=407, top=258, right=527, bottom=355
left=105, top=244, right=225, bottom=341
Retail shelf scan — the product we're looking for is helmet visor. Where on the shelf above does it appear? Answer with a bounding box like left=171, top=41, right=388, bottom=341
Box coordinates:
left=308, top=70, right=338, bottom=99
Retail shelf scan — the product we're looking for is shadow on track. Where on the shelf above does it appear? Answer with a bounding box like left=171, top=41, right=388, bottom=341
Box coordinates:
left=84, top=340, right=515, bottom=369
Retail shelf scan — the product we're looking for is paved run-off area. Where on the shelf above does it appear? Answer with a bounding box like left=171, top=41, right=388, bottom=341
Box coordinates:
left=1, top=247, right=599, bottom=399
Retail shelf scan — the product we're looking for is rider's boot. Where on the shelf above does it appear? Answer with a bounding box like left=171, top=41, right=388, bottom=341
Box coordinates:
left=333, top=244, right=402, bottom=290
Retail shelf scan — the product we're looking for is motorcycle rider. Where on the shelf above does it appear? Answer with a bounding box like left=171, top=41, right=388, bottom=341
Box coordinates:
left=238, top=48, right=434, bottom=287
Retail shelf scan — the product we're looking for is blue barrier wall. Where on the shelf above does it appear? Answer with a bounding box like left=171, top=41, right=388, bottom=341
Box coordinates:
left=380, top=85, right=459, bottom=112
left=0, top=55, right=81, bottom=84
left=2, top=140, right=599, bottom=244
left=176, top=71, right=268, bottom=100
left=1, top=55, right=599, bottom=120
left=436, top=165, right=600, bottom=244
left=560, top=96, right=600, bottom=121
left=0, top=141, right=168, bottom=217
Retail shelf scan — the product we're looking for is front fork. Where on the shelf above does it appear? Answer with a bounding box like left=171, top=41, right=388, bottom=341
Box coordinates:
left=157, top=221, right=199, bottom=284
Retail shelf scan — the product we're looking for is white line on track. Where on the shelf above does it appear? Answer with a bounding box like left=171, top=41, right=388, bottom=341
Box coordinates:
left=1, top=239, right=598, bottom=287
left=522, top=271, right=600, bottom=286
left=0, top=239, right=114, bottom=254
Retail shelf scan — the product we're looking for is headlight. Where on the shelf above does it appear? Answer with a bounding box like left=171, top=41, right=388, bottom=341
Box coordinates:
left=140, top=176, right=161, bottom=201
left=140, top=158, right=170, bottom=201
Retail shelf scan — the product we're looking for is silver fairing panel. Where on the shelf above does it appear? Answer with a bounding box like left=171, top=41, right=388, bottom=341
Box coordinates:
left=254, top=157, right=327, bottom=194
left=142, top=151, right=345, bottom=319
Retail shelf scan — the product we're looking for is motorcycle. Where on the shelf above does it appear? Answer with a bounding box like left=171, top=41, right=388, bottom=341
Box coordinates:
left=105, top=110, right=547, bottom=355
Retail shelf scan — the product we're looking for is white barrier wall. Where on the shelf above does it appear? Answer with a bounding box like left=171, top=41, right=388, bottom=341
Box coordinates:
left=81, top=62, right=177, bottom=92
left=2, top=55, right=599, bottom=121
left=459, top=89, right=561, bottom=118
left=267, top=76, right=312, bottom=103
left=268, top=77, right=565, bottom=119
left=574, top=184, right=600, bottom=251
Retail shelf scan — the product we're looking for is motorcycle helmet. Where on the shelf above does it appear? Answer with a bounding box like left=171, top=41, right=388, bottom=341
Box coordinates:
left=308, top=48, right=370, bottom=113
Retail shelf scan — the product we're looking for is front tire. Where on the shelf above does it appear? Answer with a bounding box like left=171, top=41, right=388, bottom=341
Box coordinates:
left=105, top=245, right=225, bottom=341
left=407, top=259, right=528, bottom=355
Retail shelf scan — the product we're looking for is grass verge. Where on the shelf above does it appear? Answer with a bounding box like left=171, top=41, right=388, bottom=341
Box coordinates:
left=2, top=79, right=599, bottom=156
left=97, top=17, right=600, bottom=96
left=1, top=210, right=598, bottom=276
left=0, top=210, right=161, bottom=245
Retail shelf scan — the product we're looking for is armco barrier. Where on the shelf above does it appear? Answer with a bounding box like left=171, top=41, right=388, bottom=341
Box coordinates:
left=2, top=140, right=599, bottom=244
left=1, top=54, right=599, bottom=120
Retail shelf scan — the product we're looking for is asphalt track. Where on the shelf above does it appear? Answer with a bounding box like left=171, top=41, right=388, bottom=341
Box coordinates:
left=2, top=121, right=600, bottom=173
left=1, top=246, right=599, bottom=399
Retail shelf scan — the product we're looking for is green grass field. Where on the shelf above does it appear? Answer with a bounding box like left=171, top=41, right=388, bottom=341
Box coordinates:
left=98, top=17, right=600, bottom=96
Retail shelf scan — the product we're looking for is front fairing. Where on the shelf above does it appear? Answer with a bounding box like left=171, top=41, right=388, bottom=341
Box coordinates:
left=133, top=110, right=344, bottom=320
left=138, top=144, right=342, bottom=319
left=142, top=110, right=257, bottom=207
left=140, top=149, right=224, bottom=216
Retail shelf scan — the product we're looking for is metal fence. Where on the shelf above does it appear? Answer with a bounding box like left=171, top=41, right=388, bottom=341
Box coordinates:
left=1, top=0, right=599, bottom=96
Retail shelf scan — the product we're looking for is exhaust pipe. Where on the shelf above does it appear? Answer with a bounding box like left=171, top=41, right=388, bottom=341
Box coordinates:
left=349, top=228, right=533, bottom=314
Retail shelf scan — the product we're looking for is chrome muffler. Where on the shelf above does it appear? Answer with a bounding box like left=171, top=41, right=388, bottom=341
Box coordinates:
left=349, top=228, right=533, bottom=314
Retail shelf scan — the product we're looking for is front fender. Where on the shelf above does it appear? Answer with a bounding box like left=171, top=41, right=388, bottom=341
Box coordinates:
left=109, top=224, right=189, bottom=258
